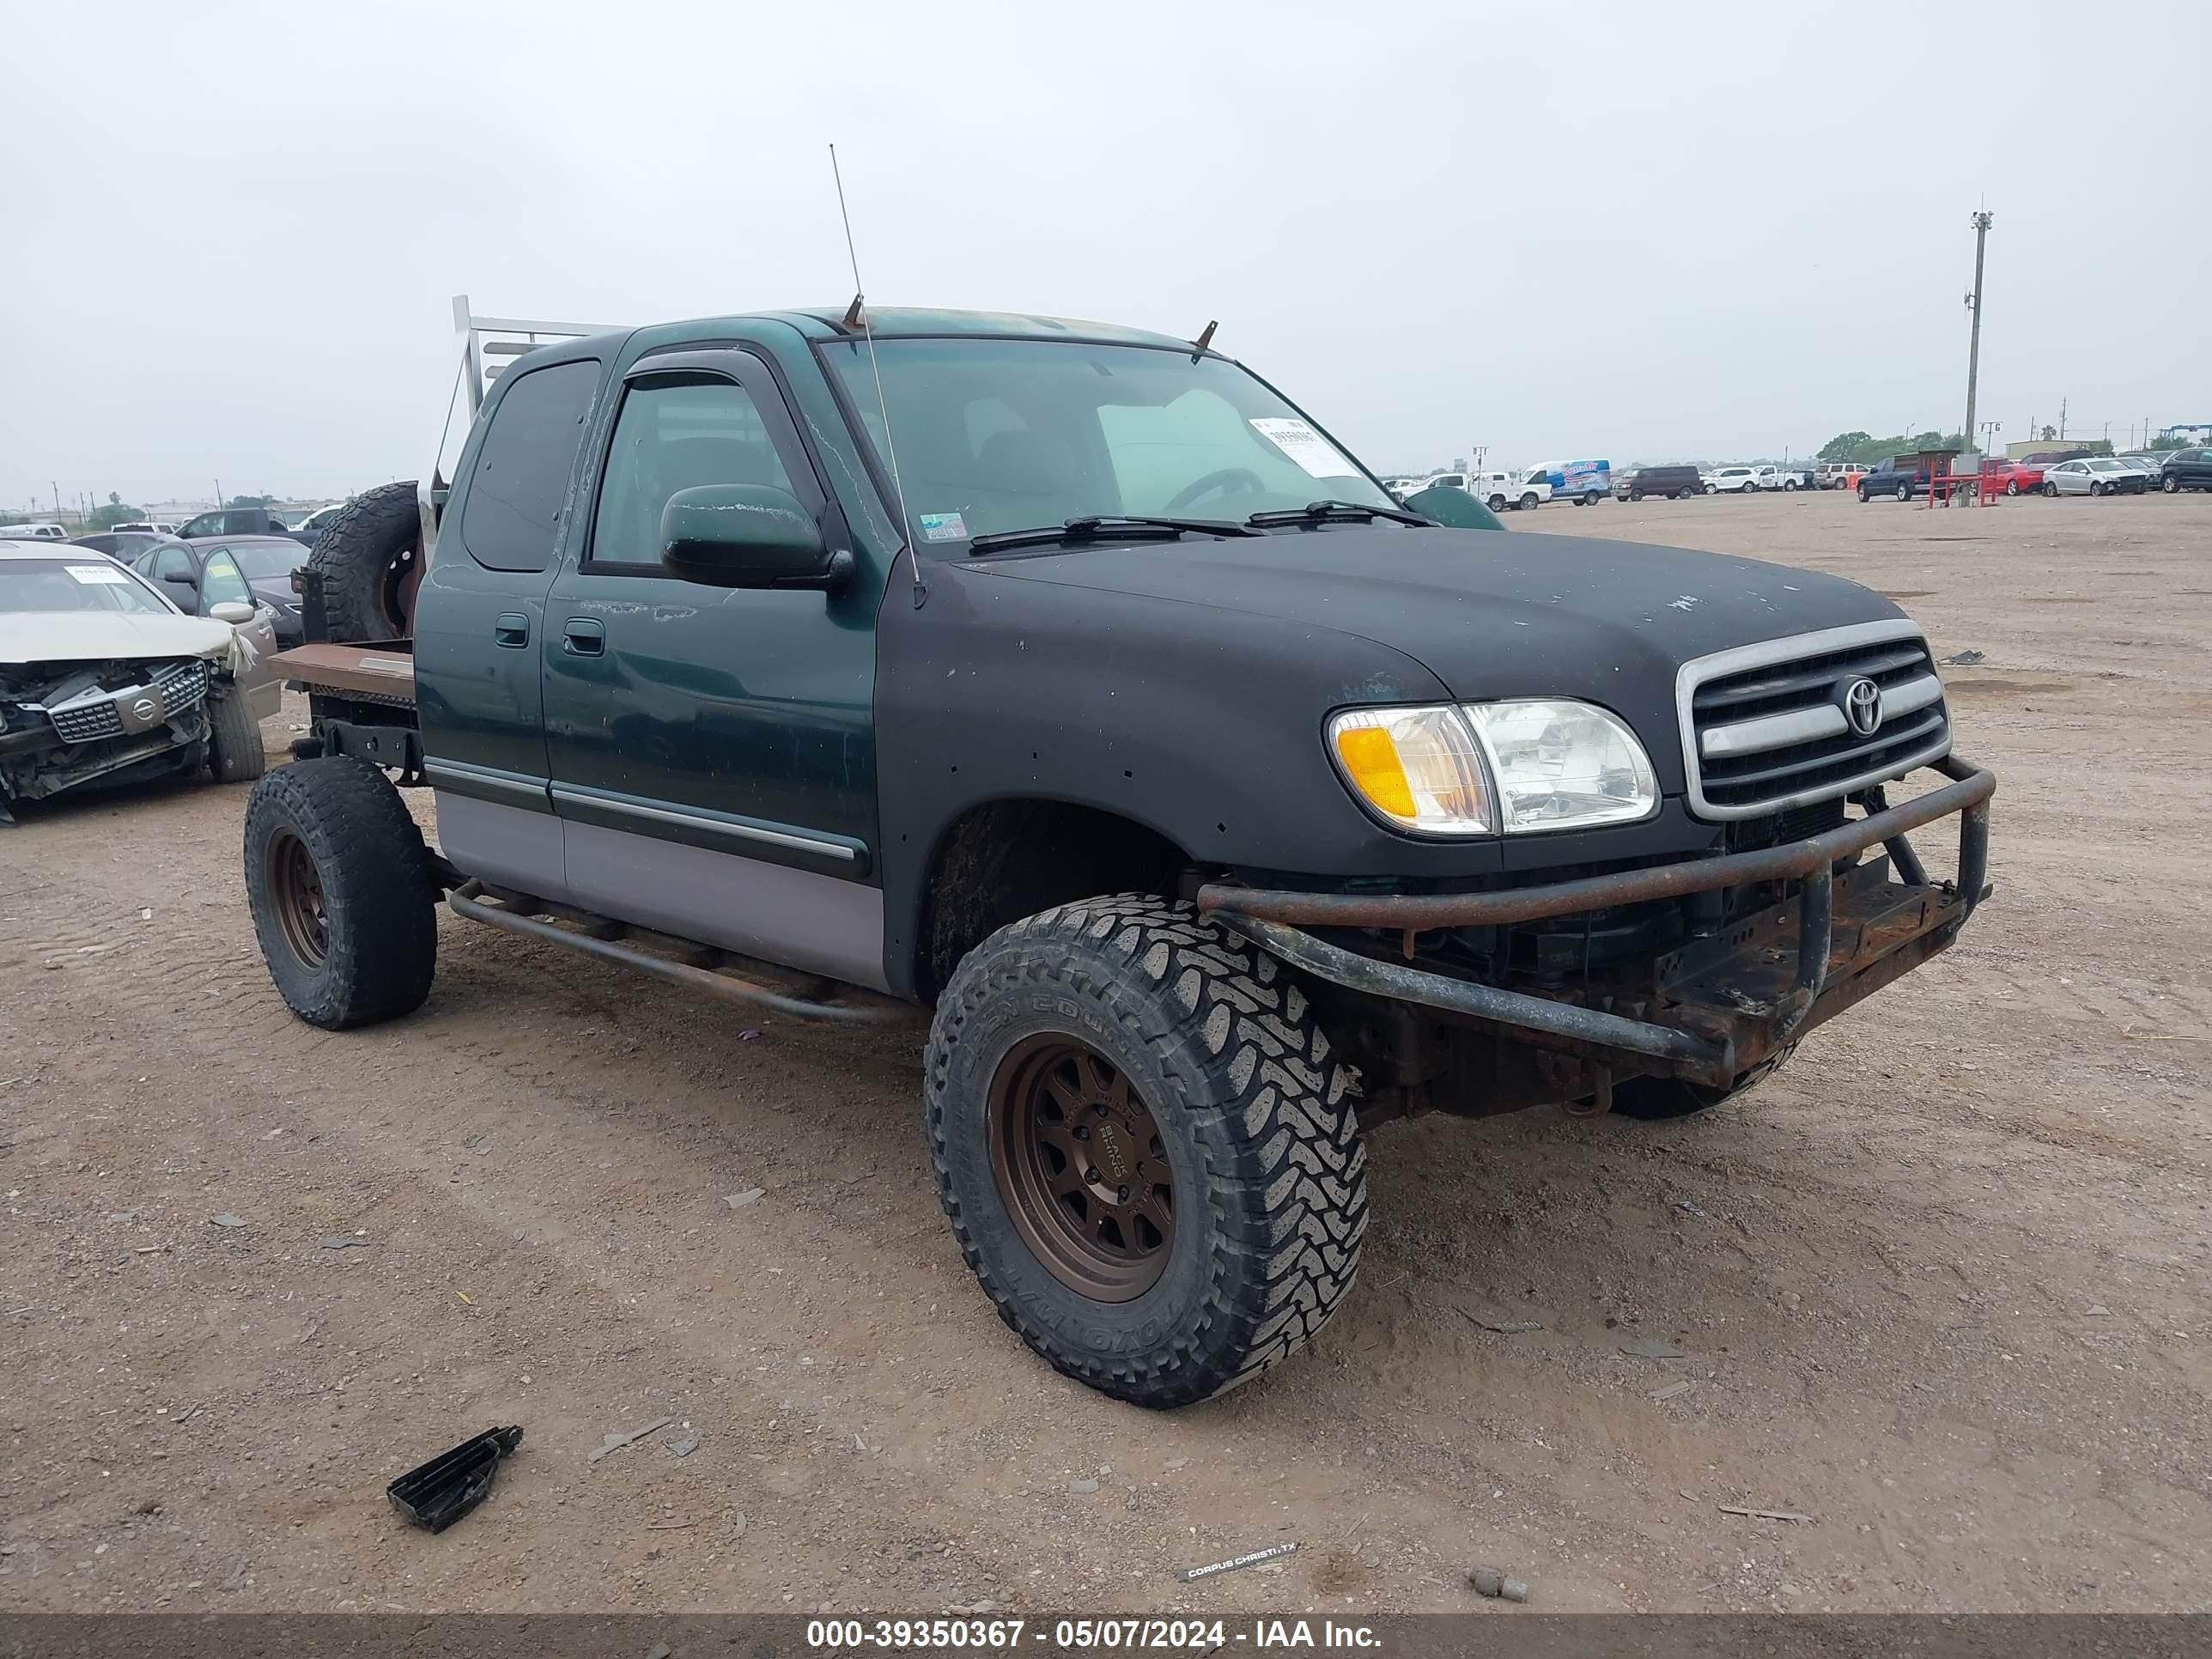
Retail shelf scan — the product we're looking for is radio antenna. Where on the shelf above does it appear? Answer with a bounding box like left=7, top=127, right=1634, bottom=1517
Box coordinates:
left=830, top=143, right=922, bottom=607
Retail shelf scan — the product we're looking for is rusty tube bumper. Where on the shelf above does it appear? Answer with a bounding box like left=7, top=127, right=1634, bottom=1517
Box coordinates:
left=1196, top=755, right=1995, bottom=1091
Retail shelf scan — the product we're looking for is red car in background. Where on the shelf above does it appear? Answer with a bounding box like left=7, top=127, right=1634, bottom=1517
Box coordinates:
left=1981, top=459, right=2045, bottom=495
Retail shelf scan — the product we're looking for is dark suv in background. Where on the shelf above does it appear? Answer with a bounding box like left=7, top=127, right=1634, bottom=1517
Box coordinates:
left=1615, top=465, right=1704, bottom=501
left=2159, top=447, right=2212, bottom=493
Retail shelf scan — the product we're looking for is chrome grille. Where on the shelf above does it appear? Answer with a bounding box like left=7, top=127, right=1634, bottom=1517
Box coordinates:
left=1676, top=622, right=1952, bottom=819
left=43, top=659, right=210, bottom=745
left=49, top=701, right=123, bottom=743
left=152, top=659, right=210, bottom=713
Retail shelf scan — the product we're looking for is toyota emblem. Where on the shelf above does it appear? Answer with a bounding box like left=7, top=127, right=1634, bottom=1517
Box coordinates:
left=1842, top=678, right=1882, bottom=737
left=131, top=696, right=160, bottom=723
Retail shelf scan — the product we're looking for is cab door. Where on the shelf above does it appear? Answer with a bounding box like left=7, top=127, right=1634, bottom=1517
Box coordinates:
left=539, top=349, right=885, bottom=989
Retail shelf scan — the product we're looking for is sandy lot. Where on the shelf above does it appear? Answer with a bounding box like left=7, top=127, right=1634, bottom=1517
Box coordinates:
left=3, top=489, right=2208, bottom=1617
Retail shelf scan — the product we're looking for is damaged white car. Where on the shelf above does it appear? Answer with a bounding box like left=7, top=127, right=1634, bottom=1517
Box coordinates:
left=1, top=540, right=277, bottom=823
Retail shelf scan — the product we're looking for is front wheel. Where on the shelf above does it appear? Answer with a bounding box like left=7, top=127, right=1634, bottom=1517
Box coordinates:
left=205, top=684, right=267, bottom=784
left=1628, top=489, right=1644, bottom=502
left=926, top=895, right=1367, bottom=1408
left=2006, top=479, right=2021, bottom=495
left=2165, top=474, right=2181, bottom=493
left=1519, top=493, right=1540, bottom=511
left=243, top=757, right=439, bottom=1030
left=1705, top=483, right=1718, bottom=495
left=2092, top=480, right=2108, bottom=496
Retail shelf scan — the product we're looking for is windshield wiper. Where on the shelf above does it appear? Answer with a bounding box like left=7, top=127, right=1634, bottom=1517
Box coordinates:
left=965, top=514, right=1261, bottom=556
left=1246, top=499, right=1431, bottom=528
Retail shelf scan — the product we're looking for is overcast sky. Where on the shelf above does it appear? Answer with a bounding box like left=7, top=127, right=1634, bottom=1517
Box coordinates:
left=3, top=0, right=2204, bottom=511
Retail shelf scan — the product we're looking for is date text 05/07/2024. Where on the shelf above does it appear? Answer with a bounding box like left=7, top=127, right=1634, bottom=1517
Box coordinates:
left=803, top=1617, right=1384, bottom=1650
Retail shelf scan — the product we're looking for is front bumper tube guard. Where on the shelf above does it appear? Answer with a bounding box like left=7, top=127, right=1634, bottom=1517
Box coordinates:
left=1197, top=755, right=1995, bottom=1090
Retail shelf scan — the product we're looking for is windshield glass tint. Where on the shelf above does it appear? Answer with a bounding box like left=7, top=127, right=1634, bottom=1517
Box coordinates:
left=3, top=560, right=172, bottom=615
left=822, top=338, right=1393, bottom=546
left=226, top=541, right=303, bottom=580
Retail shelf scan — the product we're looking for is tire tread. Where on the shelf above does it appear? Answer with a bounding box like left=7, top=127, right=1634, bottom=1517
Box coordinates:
left=925, top=895, right=1367, bottom=1407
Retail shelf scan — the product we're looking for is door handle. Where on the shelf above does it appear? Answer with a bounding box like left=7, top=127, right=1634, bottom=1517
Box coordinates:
left=494, top=614, right=530, bottom=648
left=562, top=618, right=605, bottom=656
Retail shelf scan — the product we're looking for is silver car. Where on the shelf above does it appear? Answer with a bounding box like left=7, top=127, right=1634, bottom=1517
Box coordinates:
left=2043, top=458, right=2149, bottom=497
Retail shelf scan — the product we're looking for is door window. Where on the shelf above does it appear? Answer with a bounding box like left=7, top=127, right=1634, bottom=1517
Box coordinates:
left=200, top=550, right=255, bottom=608
left=459, top=359, right=603, bottom=573
left=588, top=378, right=800, bottom=569
left=154, top=545, right=195, bottom=583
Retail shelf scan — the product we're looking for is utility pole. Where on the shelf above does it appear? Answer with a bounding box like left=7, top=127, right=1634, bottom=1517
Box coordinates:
left=51, top=481, right=61, bottom=520
left=2058, top=398, right=2067, bottom=441
left=1962, top=210, right=1993, bottom=454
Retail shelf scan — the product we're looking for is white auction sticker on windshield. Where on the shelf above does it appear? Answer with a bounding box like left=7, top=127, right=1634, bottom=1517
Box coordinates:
left=65, top=563, right=130, bottom=585
left=1249, top=417, right=1355, bottom=479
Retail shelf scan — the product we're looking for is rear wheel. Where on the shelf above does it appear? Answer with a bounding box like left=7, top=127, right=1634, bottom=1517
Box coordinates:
left=243, top=757, right=438, bottom=1029
left=305, top=480, right=424, bottom=641
left=927, top=895, right=1367, bottom=1407
left=1783, top=477, right=1798, bottom=490
left=1895, top=483, right=1911, bottom=502
left=1856, top=484, right=1870, bottom=502
left=1487, top=494, right=1508, bottom=513
left=1611, top=1045, right=1797, bottom=1121
left=2044, top=481, right=2059, bottom=498
left=204, top=685, right=266, bottom=784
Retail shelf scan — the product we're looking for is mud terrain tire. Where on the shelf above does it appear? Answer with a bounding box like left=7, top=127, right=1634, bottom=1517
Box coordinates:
left=927, top=895, right=1367, bottom=1407
left=243, top=757, right=437, bottom=1029
left=305, top=480, right=423, bottom=641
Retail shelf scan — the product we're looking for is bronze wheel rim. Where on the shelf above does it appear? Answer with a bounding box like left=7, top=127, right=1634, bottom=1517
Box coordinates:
left=268, top=830, right=331, bottom=969
left=988, top=1035, right=1174, bottom=1303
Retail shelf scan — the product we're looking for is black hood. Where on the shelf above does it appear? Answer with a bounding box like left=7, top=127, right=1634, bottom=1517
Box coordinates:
left=965, top=525, right=1904, bottom=711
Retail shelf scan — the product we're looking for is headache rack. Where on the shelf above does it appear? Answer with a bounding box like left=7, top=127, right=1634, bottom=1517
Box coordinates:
left=418, top=295, right=626, bottom=561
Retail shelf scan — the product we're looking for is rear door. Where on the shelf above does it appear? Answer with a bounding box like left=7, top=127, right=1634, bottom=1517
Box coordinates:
left=539, top=349, right=885, bottom=988
left=416, top=353, right=607, bottom=904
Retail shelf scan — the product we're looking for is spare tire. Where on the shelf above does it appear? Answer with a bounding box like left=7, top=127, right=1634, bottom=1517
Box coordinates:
left=305, top=480, right=424, bottom=641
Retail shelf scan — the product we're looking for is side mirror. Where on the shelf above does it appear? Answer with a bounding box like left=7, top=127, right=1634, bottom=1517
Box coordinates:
left=209, top=600, right=256, bottom=624
left=659, top=485, right=849, bottom=591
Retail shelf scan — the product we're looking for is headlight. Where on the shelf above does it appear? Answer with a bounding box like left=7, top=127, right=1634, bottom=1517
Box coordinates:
left=1328, top=699, right=1657, bottom=836
left=1328, top=705, right=1494, bottom=835
left=1462, top=700, right=1657, bottom=832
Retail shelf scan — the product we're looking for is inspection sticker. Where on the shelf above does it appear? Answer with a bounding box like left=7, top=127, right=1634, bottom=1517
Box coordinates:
left=64, top=563, right=131, bottom=585
left=918, top=511, right=969, bottom=543
left=1249, top=416, right=1355, bottom=480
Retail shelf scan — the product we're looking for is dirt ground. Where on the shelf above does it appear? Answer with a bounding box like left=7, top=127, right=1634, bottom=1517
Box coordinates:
left=3, top=489, right=2208, bottom=1618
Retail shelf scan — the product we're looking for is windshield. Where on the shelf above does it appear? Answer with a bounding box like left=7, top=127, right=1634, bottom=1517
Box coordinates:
left=822, top=337, right=1396, bottom=548
left=227, top=540, right=304, bottom=580
left=3, top=559, right=173, bottom=615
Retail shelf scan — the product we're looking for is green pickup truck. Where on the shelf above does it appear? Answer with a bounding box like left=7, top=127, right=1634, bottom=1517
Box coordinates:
left=248, top=299, right=1994, bottom=1408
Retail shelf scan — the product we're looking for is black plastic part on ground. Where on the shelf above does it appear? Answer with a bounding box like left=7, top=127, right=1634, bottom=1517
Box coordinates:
left=386, top=1425, right=524, bottom=1534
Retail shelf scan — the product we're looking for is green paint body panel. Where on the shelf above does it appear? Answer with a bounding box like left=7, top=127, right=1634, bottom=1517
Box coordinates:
left=411, top=305, right=1526, bottom=991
